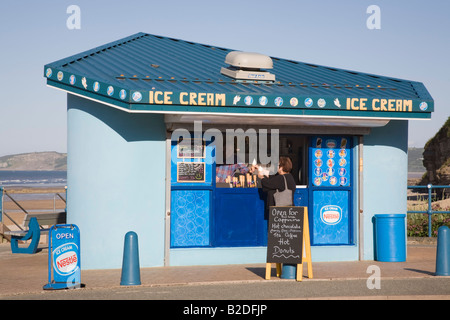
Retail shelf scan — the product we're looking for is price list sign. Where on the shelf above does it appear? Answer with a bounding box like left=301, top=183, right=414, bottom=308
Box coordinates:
left=311, top=136, right=351, bottom=187
left=266, top=206, right=304, bottom=264
left=177, top=162, right=205, bottom=182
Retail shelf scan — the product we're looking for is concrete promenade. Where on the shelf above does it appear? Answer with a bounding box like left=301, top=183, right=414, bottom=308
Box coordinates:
left=0, top=242, right=448, bottom=300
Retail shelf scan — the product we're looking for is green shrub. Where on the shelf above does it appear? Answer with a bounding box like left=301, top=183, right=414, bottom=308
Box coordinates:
left=407, top=213, right=450, bottom=237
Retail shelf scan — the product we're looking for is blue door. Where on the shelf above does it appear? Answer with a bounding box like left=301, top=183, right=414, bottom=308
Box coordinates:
left=170, top=138, right=214, bottom=248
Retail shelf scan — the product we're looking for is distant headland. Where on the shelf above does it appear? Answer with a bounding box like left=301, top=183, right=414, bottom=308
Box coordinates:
left=0, top=152, right=67, bottom=171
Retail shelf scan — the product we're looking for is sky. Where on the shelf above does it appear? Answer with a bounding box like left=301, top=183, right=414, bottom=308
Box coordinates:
left=0, top=0, right=449, bottom=157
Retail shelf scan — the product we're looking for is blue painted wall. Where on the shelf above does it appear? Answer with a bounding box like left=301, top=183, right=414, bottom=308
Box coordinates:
left=362, top=120, right=408, bottom=260
left=67, top=94, right=166, bottom=269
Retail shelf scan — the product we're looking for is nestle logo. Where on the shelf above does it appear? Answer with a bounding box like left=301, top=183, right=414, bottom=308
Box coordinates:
left=320, top=205, right=343, bottom=225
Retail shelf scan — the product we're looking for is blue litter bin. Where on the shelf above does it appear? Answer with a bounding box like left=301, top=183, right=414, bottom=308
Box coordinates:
left=374, top=214, right=406, bottom=262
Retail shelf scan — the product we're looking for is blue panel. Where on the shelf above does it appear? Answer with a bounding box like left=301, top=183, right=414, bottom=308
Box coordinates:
left=170, top=190, right=210, bottom=247
left=294, top=188, right=308, bottom=207
left=213, top=188, right=266, bottom=247
left=312, top=190, right=350, bottom=245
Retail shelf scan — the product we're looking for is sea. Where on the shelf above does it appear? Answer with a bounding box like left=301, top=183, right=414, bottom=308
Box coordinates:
left=0, top=171, right=67, bottom=201
left=0, top=171, right=67, bottom=188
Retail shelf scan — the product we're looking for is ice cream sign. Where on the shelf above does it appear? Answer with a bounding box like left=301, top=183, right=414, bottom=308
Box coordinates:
left=43, top=224, right=81, bottom=290
left=53, top=243, right=79, bottom=275
left=320, top=205, right=342, bottom=225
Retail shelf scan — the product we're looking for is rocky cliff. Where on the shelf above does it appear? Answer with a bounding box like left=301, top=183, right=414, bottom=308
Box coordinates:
left=420, top=117, right=450, bottom=188
left=0, top=152, right=67, bottom=171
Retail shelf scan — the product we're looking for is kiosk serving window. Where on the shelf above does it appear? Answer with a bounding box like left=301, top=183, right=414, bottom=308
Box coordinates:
left=170, top=132, right=354, bottom=249
left=214, top=133, right=308, bottom=188
left=170, top=133, right=310, bottom=248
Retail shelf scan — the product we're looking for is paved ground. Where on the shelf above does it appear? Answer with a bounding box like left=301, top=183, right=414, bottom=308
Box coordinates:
left=0, top=242, right=448, bottom=301
left=3, top=278, right=449, bottom=300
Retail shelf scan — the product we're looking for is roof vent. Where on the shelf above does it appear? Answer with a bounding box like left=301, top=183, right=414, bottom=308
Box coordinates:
left=220, top=51, right=275, bottom=81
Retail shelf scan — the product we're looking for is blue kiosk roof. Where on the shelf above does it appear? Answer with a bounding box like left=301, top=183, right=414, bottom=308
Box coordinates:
left=45, top=32, right=433, bottom=119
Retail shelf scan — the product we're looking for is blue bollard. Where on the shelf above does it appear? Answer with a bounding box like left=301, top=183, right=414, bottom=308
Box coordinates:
left=435, top=226, right=450, bottom=276
left=120, top=231, right=141, bottom=285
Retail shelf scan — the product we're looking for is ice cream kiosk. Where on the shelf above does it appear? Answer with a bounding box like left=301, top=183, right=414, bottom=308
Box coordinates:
left=44, top=33, right=433, bottom=269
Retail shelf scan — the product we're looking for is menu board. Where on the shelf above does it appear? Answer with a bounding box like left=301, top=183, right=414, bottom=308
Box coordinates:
left=311, top=136, right=351, bottom=187
left=177, top=162, right=205, bottom=183
left=266, top=206, right=304, bottom=264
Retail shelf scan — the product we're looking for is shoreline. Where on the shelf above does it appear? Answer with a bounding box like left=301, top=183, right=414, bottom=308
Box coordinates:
left=1, top=186, right=66, bottom=194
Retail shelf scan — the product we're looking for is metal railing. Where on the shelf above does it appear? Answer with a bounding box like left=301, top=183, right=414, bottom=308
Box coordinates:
left=407, top=184, right=450, bottom=237
left=0, top=186, right=67, bottom=228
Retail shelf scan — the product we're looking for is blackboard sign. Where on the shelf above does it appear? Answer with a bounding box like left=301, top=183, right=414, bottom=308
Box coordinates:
left=267, top=206, right=304, bottom=264
left=177, top=162, right=205, bottom=183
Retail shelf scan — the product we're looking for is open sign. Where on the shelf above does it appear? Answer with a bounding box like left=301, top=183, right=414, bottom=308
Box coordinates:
left=44, top=224, right=81, bottom=290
